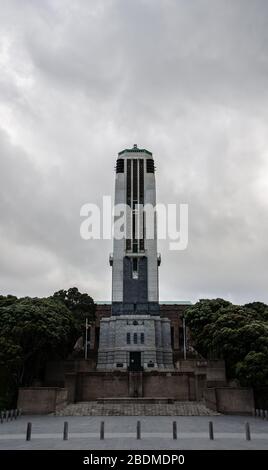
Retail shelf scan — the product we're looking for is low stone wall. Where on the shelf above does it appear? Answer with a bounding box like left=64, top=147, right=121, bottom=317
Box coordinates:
left=204, top=388, right=217, bottom=411
left=65, top=370, right=204, bottom=402
left=45, top=358, right=97, bottom=386
left=17, top=380, right=254, bottom=415
left=206, top=360, right=226, bottom=384
left=55, top=388, right=68, bottom=411
left=75, top=372, right=129, bottom=401
left=175, top=359, right=226, bottom=386
left=205, top=387, right=254, bottom=415
left=17, top=387, right=68, bottom=414
left=143, top=372, right=196, bottom=400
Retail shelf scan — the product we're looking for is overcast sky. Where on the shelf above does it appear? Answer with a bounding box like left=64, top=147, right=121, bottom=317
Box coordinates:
left=0, top=0, right=268, bottom=304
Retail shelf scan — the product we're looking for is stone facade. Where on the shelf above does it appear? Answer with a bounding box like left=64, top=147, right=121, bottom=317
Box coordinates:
left=97, top=315, right=173, bottom=370
left=58, top=370, right=205, bottom=401
left=204, top=387, right=255, bottom=415
left=17, top=387, right=68, bottom=414
left=92, top=302, right=191, bottom=358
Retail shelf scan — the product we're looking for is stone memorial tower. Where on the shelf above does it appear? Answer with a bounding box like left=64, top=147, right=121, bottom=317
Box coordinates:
left=97, top=145, right=173, bottom=370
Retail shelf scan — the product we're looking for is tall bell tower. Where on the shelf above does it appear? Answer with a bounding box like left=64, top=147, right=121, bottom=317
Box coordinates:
left=111, top=144, right=160, bottom=315
left=97, top=145, right=173, bottom=370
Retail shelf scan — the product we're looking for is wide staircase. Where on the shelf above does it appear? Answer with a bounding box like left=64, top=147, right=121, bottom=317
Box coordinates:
left=54, top=399, right=219, bottom=416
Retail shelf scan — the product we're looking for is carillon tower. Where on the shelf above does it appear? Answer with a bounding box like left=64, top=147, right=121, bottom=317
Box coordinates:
left=97, top=145, right=173, bottom=370
left=111, top=144, right=160, bottom=315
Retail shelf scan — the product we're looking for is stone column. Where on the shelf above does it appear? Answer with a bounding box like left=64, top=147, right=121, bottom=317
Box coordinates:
left=97, top=319, right=110, bottom=369
left=161, top=319, right=174, bottom=368
left=173, top=322, right=179, bottom=350
left=155, top=317, right=164, bottom=368
left=89, top=326, right=95, bottom=350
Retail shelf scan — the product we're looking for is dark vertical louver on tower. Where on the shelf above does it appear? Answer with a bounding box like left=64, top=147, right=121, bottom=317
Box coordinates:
left=127, top=159, right=131, bottom=206
left=126, top=159, right=132, bottom=251
left=146, top=158, right=155, bottom=173
left=116, top=158, right=124, bottom=173
left=139, top=159, right=144, bottom=204
left=132, top=212, right=136, bottom=241
left=133, top=159, right=138, bottom=207
left=126, top=157, right=146, bottom=253
left=139, top=159, right=145, bottom=251
left=132, top=159, right=138, bottom=252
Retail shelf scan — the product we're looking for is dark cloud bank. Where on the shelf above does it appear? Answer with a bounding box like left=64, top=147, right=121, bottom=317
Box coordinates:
left=0, top=0, right=268, bottom=304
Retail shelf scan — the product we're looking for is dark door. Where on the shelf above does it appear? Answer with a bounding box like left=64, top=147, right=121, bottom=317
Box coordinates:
left=128, top=351, right=142, bottom=371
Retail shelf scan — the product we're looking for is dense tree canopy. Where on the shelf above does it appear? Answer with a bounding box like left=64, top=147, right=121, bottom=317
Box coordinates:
left=0, top=288, right=95, bottom=407
left=53, top=287, right=95, bottom=330
left=185, top=298, right=268, bottom=388
left=0, top=297, right=75, bottom=384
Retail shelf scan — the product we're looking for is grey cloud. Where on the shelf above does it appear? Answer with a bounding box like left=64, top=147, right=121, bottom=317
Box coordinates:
left=0, top=0, right=268, bottom=303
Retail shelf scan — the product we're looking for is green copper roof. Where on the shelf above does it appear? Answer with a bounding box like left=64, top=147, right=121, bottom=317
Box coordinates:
left=118, top=144, right=152, bottom=156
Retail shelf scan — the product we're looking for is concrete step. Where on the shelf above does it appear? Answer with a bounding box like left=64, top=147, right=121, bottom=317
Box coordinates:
left=54, top=401, right=220, bottom=416
left=97, top=398, right=175, bottom=404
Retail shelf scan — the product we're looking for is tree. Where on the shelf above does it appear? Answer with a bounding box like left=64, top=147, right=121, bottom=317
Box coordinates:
left=0, top=295, right=18, bottom=307
left=0, top=288, right=96, bottom=408
left=184, top=298, right=232, bottom=358
left=0, top=296, right=76, bottom=398
left=185, top=298, right=268, bottom=388
left=53, top=287, right=96, bottom=332
left=236, top=352, right=268, bottom=387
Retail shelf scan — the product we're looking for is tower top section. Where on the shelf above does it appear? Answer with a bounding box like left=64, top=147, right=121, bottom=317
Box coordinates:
left=118, top=144, right=152, bottom=157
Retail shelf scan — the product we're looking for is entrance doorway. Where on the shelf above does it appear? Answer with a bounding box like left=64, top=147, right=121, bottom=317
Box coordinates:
left=128, top=351, right=143, bottom=371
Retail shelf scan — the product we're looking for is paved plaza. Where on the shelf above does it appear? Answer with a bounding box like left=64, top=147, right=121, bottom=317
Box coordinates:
left=0, top=414, right=267, bottom=450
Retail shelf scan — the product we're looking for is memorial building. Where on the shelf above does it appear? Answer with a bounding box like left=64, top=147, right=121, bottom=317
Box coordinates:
left=97, top=145, right=173, bottom=371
